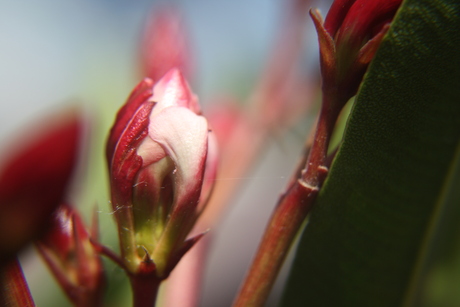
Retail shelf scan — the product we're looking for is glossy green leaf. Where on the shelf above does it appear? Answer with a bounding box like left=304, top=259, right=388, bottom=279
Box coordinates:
left=281, top=0, right=460, bottom=306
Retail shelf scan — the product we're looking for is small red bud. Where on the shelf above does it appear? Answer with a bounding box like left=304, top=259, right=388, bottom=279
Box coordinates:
left=311, top=0, right=402, bottom=105
left=140, top=6, right=193, bottom=83
left=37, top=204, right=104, bottom=307
left=0, top=111, right=82, bottom=260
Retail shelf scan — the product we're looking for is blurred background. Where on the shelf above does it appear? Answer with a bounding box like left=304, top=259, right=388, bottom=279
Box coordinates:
left=0, top=0, right=332, bottom=306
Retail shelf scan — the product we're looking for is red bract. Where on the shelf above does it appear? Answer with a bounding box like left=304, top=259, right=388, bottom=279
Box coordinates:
left=325, top=0, right=402, bottom=43
left=36, top=204, right=104, bottom=307
left=0, top=112, right=82, bottom=260
left=311, top=0, right=402, bottom=104
left=106, top=68, right=217, bottom=277
left=140, top=6, right=193, bottom=83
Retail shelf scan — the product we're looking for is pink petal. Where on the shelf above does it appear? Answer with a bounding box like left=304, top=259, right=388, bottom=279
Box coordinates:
left=140, top=5, right=193, bottom=83
left=148, top=106, right=208, bottom=211
left=136, top=136, right=167, bottom=167
left=150, top=69, right=200, bottom=115
left=197, top=130, right=219, bottom=214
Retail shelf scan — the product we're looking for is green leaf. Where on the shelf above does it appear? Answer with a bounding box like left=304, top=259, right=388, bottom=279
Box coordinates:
left=280, top=0, right=460, bottom=306
left=421, top=142, right=460, bottom=307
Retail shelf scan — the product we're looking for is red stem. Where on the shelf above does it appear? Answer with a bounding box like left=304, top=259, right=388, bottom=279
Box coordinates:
left=301, top=97, right=340, bottom=187
left=129, top=258, right=161, bottom=307
left=233, top=181, right=318, bottom=307
left=0, top=258, right=35, bottom=307
left=233, top=94, right=342, bottom=307
left=130, top=274, right=161, bottom=307
left=91, top=239, right=127, bottom=271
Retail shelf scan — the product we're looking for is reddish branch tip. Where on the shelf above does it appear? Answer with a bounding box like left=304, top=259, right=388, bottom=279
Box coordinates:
left=313, top=0, right=402, bottom=104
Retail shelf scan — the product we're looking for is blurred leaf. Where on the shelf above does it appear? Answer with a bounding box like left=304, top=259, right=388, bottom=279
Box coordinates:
left=421, top=146, right=460, bottom=307
left=281, top=0, right=460, bottom=306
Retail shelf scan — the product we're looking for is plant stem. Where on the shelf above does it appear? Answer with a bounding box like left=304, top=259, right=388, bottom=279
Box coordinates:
left=0, top=258, right=35, bottom=307
left=301, top=99, right=340, bottom=187
left=233, top=181, right=317, bottom=307
left=130, top=273, right=161, bottom=307
left=233, top=95, right=341, bottom=307
left=126, top=253, right=161, bottom=307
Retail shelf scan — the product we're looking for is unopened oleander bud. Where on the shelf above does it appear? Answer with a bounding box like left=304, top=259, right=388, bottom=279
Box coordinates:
left=311, top=0, right=402, bottom=105
left=106, top=68, right=217, bottom=277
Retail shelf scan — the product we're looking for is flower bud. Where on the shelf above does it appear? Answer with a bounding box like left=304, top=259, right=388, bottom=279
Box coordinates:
left=140, top=6, right=193, bottom=83
left=106, top=69, right=217, bottom=277
left=0, top=111, right=82, bottom=261
left=36, top=204, right=104, bottom=307
left=311, top=0, right=402, bottom=104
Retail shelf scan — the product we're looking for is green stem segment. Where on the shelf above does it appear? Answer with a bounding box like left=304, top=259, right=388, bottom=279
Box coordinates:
left=233, top=95, right=341, bottom=307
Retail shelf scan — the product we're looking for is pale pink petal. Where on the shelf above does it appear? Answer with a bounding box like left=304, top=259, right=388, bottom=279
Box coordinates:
left=140, top=6, right=193, bottom=84
left=136, top=135, right=167, bottom=167
left=150, top=69, right=200, bottom=115
left=197, top=130, right=218, bottom=214
left=148, top=106, right=208, bottom=210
